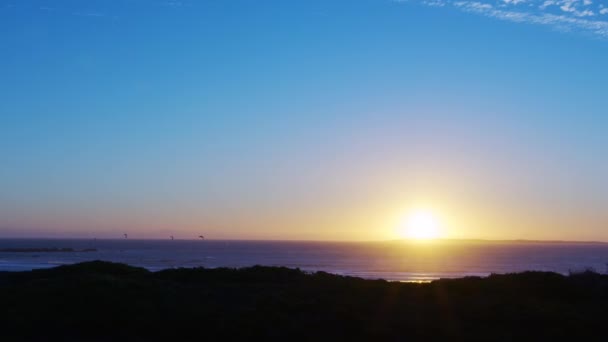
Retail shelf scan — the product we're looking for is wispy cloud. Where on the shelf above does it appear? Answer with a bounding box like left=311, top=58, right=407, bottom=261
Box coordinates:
left=72, top=11, right=106, bottom=18
left=162, top=1, right=185, bottom=7
left=396, top=0, right=608, bottom=39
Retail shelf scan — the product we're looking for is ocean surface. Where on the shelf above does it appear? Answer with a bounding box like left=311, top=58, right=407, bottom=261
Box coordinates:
left=1, top=239, right=608, bottom=281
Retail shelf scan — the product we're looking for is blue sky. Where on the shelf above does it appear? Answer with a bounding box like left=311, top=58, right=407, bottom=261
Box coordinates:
left=0, top=0, right=607, bottom=240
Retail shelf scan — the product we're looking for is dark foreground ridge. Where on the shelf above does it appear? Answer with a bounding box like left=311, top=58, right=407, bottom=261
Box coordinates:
left=1, top=261, right=607, bottom=341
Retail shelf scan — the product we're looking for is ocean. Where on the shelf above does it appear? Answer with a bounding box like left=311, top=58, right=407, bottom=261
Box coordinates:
left=1, top=239, right=607, bottom=281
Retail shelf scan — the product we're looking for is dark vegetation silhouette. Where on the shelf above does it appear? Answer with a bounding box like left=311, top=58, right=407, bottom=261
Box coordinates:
left=1, top=261, right=607, bottom=341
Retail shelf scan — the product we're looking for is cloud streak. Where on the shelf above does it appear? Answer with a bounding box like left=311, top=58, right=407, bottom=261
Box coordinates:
left=396, top=0, right=608, bottom=39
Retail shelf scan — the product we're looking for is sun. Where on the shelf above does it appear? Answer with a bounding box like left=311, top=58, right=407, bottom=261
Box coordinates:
left=398, top=209, right=442, bottom=241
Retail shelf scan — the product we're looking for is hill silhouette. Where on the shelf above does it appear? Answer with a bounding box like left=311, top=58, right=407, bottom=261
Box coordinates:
left=1, top=261, right=606, bottom=341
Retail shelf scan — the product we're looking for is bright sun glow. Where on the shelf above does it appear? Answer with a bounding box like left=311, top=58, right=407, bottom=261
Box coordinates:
left=399, top=209, right=442, bottom=241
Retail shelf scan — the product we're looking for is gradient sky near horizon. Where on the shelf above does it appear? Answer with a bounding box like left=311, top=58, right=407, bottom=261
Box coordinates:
left=1, top=0, right=607, bottom=241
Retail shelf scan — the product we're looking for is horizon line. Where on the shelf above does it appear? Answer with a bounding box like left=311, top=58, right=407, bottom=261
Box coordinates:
left=0, top=237, right=606, bottom=244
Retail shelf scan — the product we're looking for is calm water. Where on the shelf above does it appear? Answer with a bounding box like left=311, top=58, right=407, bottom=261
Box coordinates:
left=1, top=239, right=608, bottom=281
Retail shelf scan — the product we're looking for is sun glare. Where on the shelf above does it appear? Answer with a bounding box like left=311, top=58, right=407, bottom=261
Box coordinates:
left=399, top=209, right=442, bottom=241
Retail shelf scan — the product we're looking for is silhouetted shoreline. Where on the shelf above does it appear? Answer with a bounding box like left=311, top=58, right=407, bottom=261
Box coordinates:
left=0, top=247, right=97, bottom=253
left=1, top=261, right=606, bottom=341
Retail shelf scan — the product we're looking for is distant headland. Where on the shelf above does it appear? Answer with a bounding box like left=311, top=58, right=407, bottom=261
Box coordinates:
left=0, top=247, right=97, bottom=253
